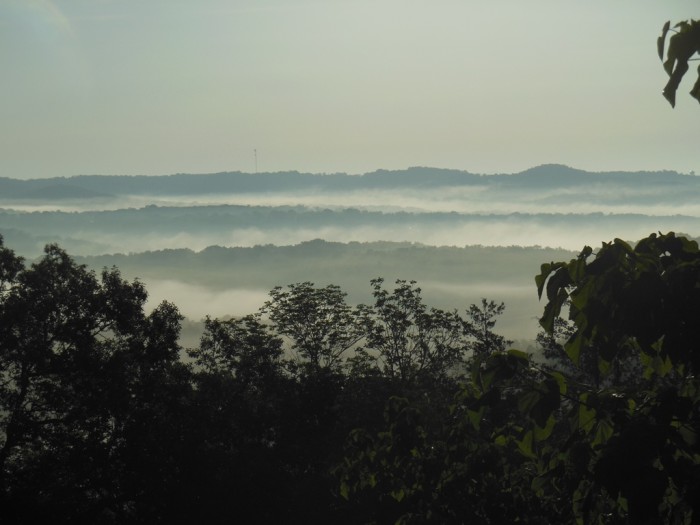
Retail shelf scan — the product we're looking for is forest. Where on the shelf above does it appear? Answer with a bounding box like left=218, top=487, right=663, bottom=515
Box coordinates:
left=4, top=164, right=700, bottom=347
left=4, top=2, right=700, bottom=522
left=1, top=231, right=699, bottom=524
left=2, top=18, right=700, bottom=523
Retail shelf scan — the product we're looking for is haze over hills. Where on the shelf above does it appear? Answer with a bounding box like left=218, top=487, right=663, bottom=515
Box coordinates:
left=1, top=164, right=697, bottom=199
left=2, top=164, right=698, bottom=343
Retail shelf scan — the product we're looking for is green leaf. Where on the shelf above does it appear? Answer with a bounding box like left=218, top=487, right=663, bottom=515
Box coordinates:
left=534, top=414, right=556, bottom=441
left=391, top=488, right=406, bottom=502
left=677, top=423, right=698, bottom=446
left=568, top=256, right=587, bottom=281
left=539, top=287, right=569, bottom=334
left=592, top=419, right=614, bottom=448
left=548, top=370, right=568, bottom=395
left=340, top=482, right=350, bottom=500
left=565, top=334, right=583, bottom=365
left=467, top=407, right=484, bottom=431
left=578, top=396, right=596, bottom=433
left=531, top=474, right=548, bottom=495
left=517, top=430, right=536, bottom=459
left=518, top=390, right=541, bottom=416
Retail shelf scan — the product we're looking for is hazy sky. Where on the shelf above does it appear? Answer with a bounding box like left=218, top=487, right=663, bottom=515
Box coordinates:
left=1, top=0, right=698, bottom=179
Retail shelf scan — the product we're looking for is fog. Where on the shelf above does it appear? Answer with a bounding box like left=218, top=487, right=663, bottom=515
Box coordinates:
left=3, top=168, right=699, bottom=344
left=5, top=183, right=700, bottom=217
left=17, top=216, right=698, bottom=256
left=144, top=277, right=543, bottom=344
left=144, top=279, right=271, bottom=321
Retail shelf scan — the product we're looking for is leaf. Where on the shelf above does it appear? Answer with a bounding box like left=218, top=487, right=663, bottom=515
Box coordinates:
left=662, top=28, right=698, bottom=107
left=535, top=263, right=553, bottom=299
left=531, top=379, right=561, bottom=428
left=578, top=395, right=596, bottom=433
left=518, top=390, right=541, bottom=416
left=467, top=407, right=484, bottom=431
left=539, top=287, right=569, bottom=334
left=677, top=423, right=698, bottom=446
left=546, top=266, right=571, bottom=303
left=569, top=256, right=587, bottom=281
left=690, top=64, right=700, bottom=104
left=531, top=474, right=548, bottom=495
left=565, top=334, right=583, bottom=365
left=479, top=353, right=526, bottom=390
left=658, top=21, right=671, bottom=60
left=534, top=414, right=557, bottom=441
left=391, top=488, right=406, bottom=502
left=592, top=419, right=614, bottom=448
left=548, top=370, right=568, bottom=396
left=517, top=430, right=536, bottom=459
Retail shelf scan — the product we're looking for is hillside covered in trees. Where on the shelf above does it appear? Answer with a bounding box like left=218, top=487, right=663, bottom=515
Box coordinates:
left=1, top=232, right=699, bottom=524
left=3, top=164, right=699, bottom=345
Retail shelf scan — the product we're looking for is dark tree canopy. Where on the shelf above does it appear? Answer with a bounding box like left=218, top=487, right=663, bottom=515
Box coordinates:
left=2, top=231, right=699, bottom=524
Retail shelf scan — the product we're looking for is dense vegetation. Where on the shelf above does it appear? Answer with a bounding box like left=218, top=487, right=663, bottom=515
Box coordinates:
left=1, top=231, right=698, bottom=524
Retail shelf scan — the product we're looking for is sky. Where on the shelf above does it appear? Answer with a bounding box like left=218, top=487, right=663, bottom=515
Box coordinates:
left=1, top=0, right=698, bottom=179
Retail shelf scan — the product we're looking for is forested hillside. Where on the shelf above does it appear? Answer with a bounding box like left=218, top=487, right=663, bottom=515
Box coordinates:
left=2, top=232, right=699, bottom=524
left=2, top=164, right=699, bottom=347
left=1, top=165, right=697, bottom=199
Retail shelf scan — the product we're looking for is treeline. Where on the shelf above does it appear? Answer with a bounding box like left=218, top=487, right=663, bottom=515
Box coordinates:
left=1, top=233, right=699, bottom=524
left=79, top=240, right=570, bottom=289
left=0, top=165, right=695, bottom=199
left=4, top=205, right=699, bottom=251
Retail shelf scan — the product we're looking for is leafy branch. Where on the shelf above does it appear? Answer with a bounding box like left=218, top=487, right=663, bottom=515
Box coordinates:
left=658, top=20, right=700, bottom=107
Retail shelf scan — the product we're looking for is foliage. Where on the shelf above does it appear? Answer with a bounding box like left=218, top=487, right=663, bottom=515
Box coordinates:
left=658, top=20, right=700, bottom=107
left=261, top=282, right=364, bottom=372
left=533, top=232, right=700, bottom=522
left=338, top=233, right=700, bottom=524
left=467, top=298, right=512, bottom=357
left=0, top=237, right=191, bottom=523
left=356, top=278, right=473, bottom=385
left=189, top=314, right=284, bottom=379
left=4, top=231, right=699, bottom=524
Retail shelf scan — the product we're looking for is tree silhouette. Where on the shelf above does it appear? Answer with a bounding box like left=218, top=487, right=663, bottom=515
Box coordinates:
left=658, top=20, right=700, bottom=107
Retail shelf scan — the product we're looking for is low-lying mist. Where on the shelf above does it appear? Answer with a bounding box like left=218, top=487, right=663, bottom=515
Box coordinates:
left=6, top=215, right=699, bottom=257
left=143, top=277, right=540, bottom=347
left=5, top=184, right=700, bottom=217
left=3, top=166, right=699, bottom=346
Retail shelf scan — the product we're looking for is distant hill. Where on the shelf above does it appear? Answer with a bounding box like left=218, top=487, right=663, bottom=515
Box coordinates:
left=3, top=204, right=699, bottom=257
left=0, top=165, right=696, bottom=199
left=9, top=184, right=114, bottom=200
left=75, top=240, right=579, bottom=340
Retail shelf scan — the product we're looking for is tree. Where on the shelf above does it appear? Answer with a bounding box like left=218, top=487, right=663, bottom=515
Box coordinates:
left=658, top=20, right=700, bottom=107
left=466, top=298, right=511, bottom=358
left=0, top=240, right=191, bottom=523
left=261, top=282, right=364, bottom=373
left=357, top=278, right=471, bottom=385
left=532, top=232, right=700, bottom=523
left=189, top=314, right=284, bottom=380
left=182, top=314, right=310, bottom=524
left=338, top=233, right=700, bottom=524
